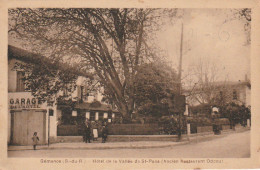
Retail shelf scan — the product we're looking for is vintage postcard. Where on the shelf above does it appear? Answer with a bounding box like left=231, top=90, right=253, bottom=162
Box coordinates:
left=0, top=0, right=260, bottom=169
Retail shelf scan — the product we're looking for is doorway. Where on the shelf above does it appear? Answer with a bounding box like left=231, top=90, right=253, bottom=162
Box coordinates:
left=11, top=109, right=47, bottom=145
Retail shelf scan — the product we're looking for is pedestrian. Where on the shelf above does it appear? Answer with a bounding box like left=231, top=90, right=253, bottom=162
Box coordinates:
left=82, top=119, right=88, bottom=142
left=84, top=119, right=92, bottom=143
left=101, top=125, right=108, bottom=143
left=32, top=132, right=39, bottom=150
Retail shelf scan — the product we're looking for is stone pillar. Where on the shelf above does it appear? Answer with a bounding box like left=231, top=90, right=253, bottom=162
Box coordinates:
left=187, top=123, right=191, bottom=135
left=247, top=119, right=250, bottom=127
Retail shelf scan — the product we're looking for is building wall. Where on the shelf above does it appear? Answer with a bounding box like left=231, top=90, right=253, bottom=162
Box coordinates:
left=8, top=92, right=50, bottom=144
left=186, top=81, right=251, bottom=107
left=8, top=109, right=11, bottom=144
left=8, top=59, right=17, bottom=92
left=8, top=52, right=110, bottom=142
left=71, top=76, right=104, bottom=103
left=8, top=58, right=58, bottom=144
left=49, top=106, right=58, bottom=138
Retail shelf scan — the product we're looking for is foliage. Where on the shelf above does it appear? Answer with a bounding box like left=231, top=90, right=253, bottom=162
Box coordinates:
left=158, top=116, right=179, bottom=135
left=220, top=103, right=250, bottom=126
left=187, top=116, right=212, bottom=126
left=133, top=62, right=178, bottom=117
left=189, top=104, right=212, bottom=117
left=9, top=8, right=178, bottom=118
left=13, top=60, right=79, bottom=103
left=220, top=8, right=251, bottom=45
left=235, top=8, right=251, bottom=45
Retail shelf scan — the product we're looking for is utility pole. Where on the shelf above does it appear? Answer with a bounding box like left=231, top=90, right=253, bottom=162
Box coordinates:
left=178, top=23, right=183, bottom=95
left=177, top=23, right=184, bottom=140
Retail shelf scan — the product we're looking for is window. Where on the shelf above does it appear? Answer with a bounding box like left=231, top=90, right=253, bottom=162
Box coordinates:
left=77, top=85, right=84, bottom=102
left=90, top=112, right=95, bottom=121
left=233, top=89, right=237, bottom=100
left=16, top=71, right=25, bottom=92
left=99, top=112, right=104, bottom=120
left=80, top=86, right=84, bottom=101
left=108, top=112, right=112, bottom=119
left=83, top=86, right=88, bottom=101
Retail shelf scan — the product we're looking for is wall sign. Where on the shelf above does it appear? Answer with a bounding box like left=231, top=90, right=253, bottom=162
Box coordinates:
left=9, top=97, right=40, bottom=109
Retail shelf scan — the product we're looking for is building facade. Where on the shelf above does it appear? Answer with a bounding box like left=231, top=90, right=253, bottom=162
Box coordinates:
left=8, top=46, right=55, bottom=145
left=8, top=45, right=119, bottom=145
left=185, top=79, right=251, bottom=107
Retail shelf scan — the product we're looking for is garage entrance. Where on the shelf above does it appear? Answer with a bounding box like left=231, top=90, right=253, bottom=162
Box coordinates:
left=10, top=109, right=47, bottom=145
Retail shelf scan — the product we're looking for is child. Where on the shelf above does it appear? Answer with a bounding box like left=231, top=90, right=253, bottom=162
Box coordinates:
left=32, top=132, right=40, bottom=150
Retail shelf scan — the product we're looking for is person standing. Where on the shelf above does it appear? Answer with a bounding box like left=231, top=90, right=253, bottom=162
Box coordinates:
left=101, top=125, right=108, bottom=143
left=84, top=119, right=92, bottom=143
left=32, top=132, right=39, bottom=150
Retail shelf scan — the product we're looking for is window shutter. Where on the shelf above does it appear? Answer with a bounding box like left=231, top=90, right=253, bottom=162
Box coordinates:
left=77, top=85, right=81, bottom=101
left=16, top=71, right=25, bottom=92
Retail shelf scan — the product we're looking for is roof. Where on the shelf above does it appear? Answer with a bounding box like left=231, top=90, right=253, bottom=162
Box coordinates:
left=74, top=101, right=119, bottom=113
left=8, top=45, right=93, bottom=79
left=183, top=80, right=251, bottom=93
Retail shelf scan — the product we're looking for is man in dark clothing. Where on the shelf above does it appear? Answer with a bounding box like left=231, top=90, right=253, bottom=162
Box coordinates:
left=85, top=124, right=92, bottom=143
left=101, top=125, right=108, bottom=143
left=84, top=119, right=92, bottom=143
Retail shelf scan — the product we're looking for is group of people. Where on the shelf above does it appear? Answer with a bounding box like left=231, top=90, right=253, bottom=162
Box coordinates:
left=31, top=119, right=108, bottom=150
left=83, top=119, right=108, bottom=143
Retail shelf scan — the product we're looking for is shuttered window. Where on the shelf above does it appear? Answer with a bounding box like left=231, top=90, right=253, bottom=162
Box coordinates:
left=16, top=71, right=25, bottom=92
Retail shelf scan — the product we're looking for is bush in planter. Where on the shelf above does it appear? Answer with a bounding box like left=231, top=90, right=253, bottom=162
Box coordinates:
left=158, top=116, right=178, bottom=135
left=220, top=103, right=251, bottom=127
left=187, top=116, right=212, bottom=126
left=187, top=116, right=213, bottom=133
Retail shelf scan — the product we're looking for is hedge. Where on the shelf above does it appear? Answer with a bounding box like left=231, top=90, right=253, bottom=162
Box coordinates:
left=107, top=124, right=160, bottom=135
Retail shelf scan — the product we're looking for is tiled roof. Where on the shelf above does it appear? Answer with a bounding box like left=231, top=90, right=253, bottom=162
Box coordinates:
left=183, top=80, right=251, bottom=93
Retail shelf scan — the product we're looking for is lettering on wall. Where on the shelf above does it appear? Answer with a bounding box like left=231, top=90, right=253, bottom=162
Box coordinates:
left=9, top=97, right=40, bottom=109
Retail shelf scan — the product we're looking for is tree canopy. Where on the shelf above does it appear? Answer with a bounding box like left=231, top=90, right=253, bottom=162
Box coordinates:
left=8, top=8, right=177, bottom=118
left=133, top=61, right=178, bottom=117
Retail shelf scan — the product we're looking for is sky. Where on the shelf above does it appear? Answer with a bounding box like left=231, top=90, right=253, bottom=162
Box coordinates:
left=157, top=9, right=250, bottom=86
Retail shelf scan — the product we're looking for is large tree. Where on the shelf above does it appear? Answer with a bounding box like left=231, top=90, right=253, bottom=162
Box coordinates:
left=9, top=8, right=176, bottom=118
left=133, top=61, right=178, bottom=117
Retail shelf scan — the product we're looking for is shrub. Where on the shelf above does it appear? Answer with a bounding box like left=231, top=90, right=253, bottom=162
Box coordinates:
left=187, top=116, right=212, bottom=126
left=158, top=116, right=179, bottom=135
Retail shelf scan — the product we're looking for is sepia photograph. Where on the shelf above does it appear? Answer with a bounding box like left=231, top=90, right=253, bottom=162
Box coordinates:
left=1, top=1, right=260, bottom=169
left=7, top=7, right=251, bottom=157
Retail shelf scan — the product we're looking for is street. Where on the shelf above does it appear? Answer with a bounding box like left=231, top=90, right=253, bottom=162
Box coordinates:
left=8, top=131, right=250, bottom=158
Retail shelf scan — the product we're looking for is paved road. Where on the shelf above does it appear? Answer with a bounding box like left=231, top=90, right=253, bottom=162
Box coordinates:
left=8, top=131, right=250, bottom=158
